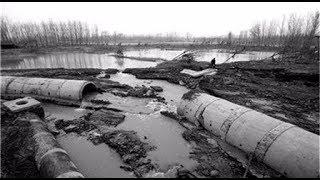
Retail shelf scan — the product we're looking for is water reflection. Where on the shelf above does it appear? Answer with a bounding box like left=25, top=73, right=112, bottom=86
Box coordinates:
left=193, top=49, right=274, bottom=63
left=2, top=48, right=274, bottom=70
left=5, top=53, right=158, bottom=70
left=124, top=49, right=184, bottom=60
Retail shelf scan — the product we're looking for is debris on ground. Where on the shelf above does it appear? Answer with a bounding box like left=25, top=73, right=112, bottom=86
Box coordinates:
left=108, top=84, right=166, bottom=103
left=87, top=130, right=103, bottom=145
left=55, top=109, right=126, bottom=134
left=160, top=110, right=197, bottom=130
left=101, top=130, right=157, bottom=177
left=1, top=115, right=40, bottom=178
left=90, top=99, right=111, bottom=105
left=87, top=109, right=125, bottom=127
left=150, top=86, right=163, bottom=92
left=0, top=68, right=118, bottom=81
left=55, top=117, right=96, bottom=135
left=182, top=129, right=251, bottom=178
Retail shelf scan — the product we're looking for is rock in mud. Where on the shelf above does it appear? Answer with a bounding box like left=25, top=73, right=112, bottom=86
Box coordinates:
left=77, top=119, right=97, bottom=132
left=177, top=166, right=197, bottom=178
left=88, top=109, right=125, bottom=127
left=90, top=99, right=111, bottom=105
left=55, top=116, right=97, bottom=135
left=127, top=85, right=156, bottom=98
left=182, top=130, right=217, bottom=148
left=47, top=125, right=60, bottom=136
left=145, top=89, right=154, bottom=96
left=87, top=130, right=103, bottom=145
left=195, top=164, right=216, bottom=177
left=64, top=124, right=79, bottom=134
left=150, top=86, right=163, bottom=92
left=223, top=77, right=234, bottom=85
left=160, top=110, right=185, bottom=121
left=133, top=163, right=155, bottom=178
left=54, top=119, right=71, bottom=129
left=120, top=165, right=133, bottom=172
left=207, top=138, right=219, bottom=148
left=210, top=169, right=220, bottom=177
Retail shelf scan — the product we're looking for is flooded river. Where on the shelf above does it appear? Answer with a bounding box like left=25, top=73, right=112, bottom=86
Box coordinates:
left=2, top=48, right=274, bottom=70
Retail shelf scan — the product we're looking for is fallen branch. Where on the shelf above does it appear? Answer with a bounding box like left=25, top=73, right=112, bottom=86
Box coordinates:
left=222, top=47, right=246, bottom=64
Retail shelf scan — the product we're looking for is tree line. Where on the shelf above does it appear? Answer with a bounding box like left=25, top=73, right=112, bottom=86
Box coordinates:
left=0, top=17, right=189, bottom=48
left=1, top=11, right=319, bottom=51
left=224, top=11, right=319, bottom=51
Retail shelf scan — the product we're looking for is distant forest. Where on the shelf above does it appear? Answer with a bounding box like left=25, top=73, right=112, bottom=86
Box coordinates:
left=1, top=11, right=319, bottom=51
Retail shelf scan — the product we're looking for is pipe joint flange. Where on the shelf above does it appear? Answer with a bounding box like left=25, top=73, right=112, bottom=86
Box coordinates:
left=254, top=122, right=296, bottom=162
left=220, top=108, right=253, bottom=139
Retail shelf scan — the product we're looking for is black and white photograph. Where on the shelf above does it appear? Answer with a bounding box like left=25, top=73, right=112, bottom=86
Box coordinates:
left=0, top=2, right=319, bottom=178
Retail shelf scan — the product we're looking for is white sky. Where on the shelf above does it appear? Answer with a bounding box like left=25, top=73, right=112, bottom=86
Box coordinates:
left=1, top=2, right=319, bottom=37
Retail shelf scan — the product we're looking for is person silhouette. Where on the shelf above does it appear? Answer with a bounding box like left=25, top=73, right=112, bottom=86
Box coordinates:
left=210, top=58, right=216, bottom=68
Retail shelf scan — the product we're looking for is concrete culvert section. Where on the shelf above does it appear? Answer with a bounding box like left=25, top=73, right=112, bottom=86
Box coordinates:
left=177, top=91, right=320, bottom=178
left=2, top=97, right=84, bottom=178
left=1, top=76, right=97, bottom=104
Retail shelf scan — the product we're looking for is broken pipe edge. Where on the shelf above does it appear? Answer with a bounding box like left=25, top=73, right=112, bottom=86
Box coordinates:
left=0, top=76, right=97, bottom=106
left=177, top=91, right=320, bottom=178
left=24, top=113, right=85, bottom=178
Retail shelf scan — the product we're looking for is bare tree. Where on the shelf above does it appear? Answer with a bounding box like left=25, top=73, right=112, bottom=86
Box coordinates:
left=303, top=11, right=319, bottom=49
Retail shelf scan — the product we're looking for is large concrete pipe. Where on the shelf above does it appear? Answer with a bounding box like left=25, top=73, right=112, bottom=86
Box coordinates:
left=29, top=113, right=84, bottom=178
left=177, top=91, right=319, bottom=178
left=2, top=97, right=85, bottom=178
left=0, top=76, right=97, bottom=105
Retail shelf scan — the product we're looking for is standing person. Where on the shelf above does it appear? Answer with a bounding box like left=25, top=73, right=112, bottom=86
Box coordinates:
left=210, top=58, right=216, bottom=68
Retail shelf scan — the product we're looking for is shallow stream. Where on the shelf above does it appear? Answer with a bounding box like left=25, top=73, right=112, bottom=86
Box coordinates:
left=42, top=72, right=251, bottom=178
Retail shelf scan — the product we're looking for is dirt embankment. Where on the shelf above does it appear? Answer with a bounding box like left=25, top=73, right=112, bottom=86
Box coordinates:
left=124, top=52, right=319, bottom=134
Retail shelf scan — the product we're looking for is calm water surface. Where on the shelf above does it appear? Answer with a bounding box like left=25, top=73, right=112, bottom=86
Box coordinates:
left=2, top=48, right=274, bottom=70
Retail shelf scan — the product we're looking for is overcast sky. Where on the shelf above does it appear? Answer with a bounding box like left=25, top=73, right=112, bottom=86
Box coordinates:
left=1, top=2, right=319, bottom=37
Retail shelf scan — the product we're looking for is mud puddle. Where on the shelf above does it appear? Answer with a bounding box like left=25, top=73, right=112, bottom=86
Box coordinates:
left=117, top=112, right=198, bottom=171
left=43, top=104, right=135, bottom=178
left=58, top=133, right=135, bottom=178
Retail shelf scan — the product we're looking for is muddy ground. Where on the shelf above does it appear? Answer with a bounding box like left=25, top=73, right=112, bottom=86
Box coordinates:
left=123, top=51, right=319, bottom=134
left=0, top=46, right=318, bottom=178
